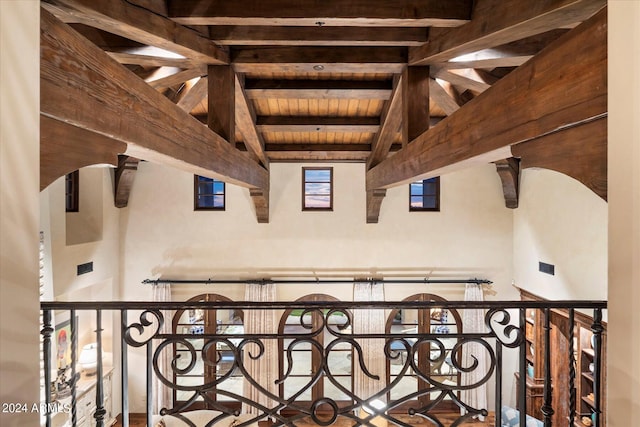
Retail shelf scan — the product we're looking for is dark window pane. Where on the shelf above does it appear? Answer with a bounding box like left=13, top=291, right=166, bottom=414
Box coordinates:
left=423, top=182, right=437, bottom=195
left=195, top=175, right=225, bottom=210
left=423, top=196, right=437, bottom=209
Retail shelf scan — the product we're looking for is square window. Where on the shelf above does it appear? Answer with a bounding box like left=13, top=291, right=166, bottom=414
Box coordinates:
left=409, top=177, right=440, bottom=211
left=302, top=167, right=333, bottom=210
left=194, top=175, right=225, bottom=210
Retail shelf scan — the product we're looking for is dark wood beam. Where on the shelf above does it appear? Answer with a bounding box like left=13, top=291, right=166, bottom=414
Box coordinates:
left=44, top=0, right=229, bottom=64
left=494, top=157, right=520, bottom=208
left=409, top=0, right=605, bottom=65
left=168, top=0, right=471, bottom=27
left=176, top=76, right=208, bottom=112
left=428, top=78, right=461, bottom=116
left=235, top=74, right=269, bottom=167
left=367, top=75, right=404, bottom=169
left=266, top=146, right=371, bottom=162
left=436, top=56, right=533, bottom=70
left=512, top=117, right=607, bottom=200
left=209, top=26, right=428, bottom=46
left=41, top=8, right=268, bottom=192
left=256, top=117, right=380, bottom=133
left=40, top=116, right=126, bottom=191
left=367, top=8, right=606, bottom=190
left=366, top=189, right=387, bottom=224
left=208, top=65, right=235, bottom=143
left=245, top=79, right=392, bottom=100
left=232, top=47, right=407, bottom=74
left=405, top=67, right=430, bottom=143
left=147, top=67, right=206, bottom=90
left=114, top=155, right=140, bottom=208
left=432, top=69, right=491, bottom=93
left=106, top=51, right=200, bottom=68
left=249, top=188, right=269, bottom=223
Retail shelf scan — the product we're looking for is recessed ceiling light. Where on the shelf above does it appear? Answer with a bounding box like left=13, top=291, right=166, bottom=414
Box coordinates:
left=313, top=65, right=325, bottom=71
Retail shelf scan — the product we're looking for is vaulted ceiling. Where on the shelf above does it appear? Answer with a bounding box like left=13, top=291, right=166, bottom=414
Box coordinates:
left=39, top=0, right=607, bottom=223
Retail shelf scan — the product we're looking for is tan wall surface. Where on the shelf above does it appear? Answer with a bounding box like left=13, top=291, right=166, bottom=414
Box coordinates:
left=0, top=2, right=40, bottom=425
left=608, top=1, right=640, bottom=425
left=513, top=169, right=608, bottom=302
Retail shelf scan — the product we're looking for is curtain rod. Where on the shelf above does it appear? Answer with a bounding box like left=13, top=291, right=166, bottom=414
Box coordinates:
left=142, top=278, right=493, bottom=285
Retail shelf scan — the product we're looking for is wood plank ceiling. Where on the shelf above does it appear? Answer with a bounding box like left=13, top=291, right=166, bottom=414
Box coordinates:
left=40, top=0, right=607, bottom=222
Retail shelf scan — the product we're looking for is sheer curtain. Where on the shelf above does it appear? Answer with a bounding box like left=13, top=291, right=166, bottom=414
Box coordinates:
left=152, top=282, right=172, bottom=414
left=460, top=283, right=488, bottom=420
left=353, top=282, right=386, bottom=405
left=242, top=283, right=278, bottom=415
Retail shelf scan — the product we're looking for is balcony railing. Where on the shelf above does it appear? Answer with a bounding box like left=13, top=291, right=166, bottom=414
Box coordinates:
left=40, top=299, right=606, bottom=427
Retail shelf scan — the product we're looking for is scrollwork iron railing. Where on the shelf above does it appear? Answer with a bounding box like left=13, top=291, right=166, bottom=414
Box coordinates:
left=40, top=300, right=607, bottom=427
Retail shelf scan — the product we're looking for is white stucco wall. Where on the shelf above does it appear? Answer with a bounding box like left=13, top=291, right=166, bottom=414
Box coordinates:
left=0, top=2, right=40, bottom=426
left=42, top=168, right=121, bottom=303
left=120, top=162, right=514, bottom=299
left=513, top=169, right=608, bottom=302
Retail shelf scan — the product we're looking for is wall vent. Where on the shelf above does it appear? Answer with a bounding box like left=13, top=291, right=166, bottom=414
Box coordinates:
left=539, top=262, right=555, bottom=276
left=77, top=262, right=93, bottom=276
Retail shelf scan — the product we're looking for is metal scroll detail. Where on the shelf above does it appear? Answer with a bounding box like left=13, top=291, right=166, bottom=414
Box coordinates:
left=123, top=309, right=164, bottom=347
left=148, top=309, right=498, bottom=427
left=485, top=308, right=524, bottom=348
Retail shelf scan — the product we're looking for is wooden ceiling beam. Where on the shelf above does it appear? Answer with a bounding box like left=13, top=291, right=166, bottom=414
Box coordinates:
left=40, top=116, right=126, bottom=190
left=428, top=79, right=462, bottom=116
left=208, top=65, right=235, bottom=143
left=245, top=79, right=392, bottom=100
left=44, top=0, right=229, bottom=64
left=367, top=7, right=606, bottom=190
left=235, top=75, right=270, bottom=167
left=231, top=47, right=407, bottom=74
left=405, top=66, right=431, bottom=144
left=512, top=117, right=607, bottom=200
left=168, top=0, right=471, bottom=27
left=41, top=8, right=268, bottom=192
left=147, top=66, right=206, bottom=90
left=106, top=51, right=200, bottom=68
left=367, top=74, right=404, bottom=169
left=409, top=0, right=605, bottom=65
left=432, top=69, right=491, bottom=94
left=208, top=26, right=428, bottom=46
left=256, top=117, right=380, bottom=133
left=436, top=56, right=533, bottom=70
left=176, top=77, right=208, bottom=112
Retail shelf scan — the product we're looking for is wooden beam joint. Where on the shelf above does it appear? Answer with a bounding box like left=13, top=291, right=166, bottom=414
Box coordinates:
left=249, top=187, right=270, bottom=223
left=366, top=189, right=387, bottom=223
left=494, top=157, right=520, bottom=208
left=114, top=155, right=140, bottom=208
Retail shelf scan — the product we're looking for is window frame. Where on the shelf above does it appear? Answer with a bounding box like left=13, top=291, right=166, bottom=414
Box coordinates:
left=172, top=293, right=243, bottom=411
left=278, top=294, right=352, bottom=414
left=301, top=167, right=333, bottom=211
left=194, top=175, right=226, bottom=211
left=385, top=293, right=462, bottom=413
left=409, top=176, right=440, bottom=212
left=65, top=170, right=79, bottom=213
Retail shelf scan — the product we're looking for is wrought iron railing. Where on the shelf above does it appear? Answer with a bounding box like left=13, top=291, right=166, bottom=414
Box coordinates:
left=40, top=300, right=606, bottom=427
